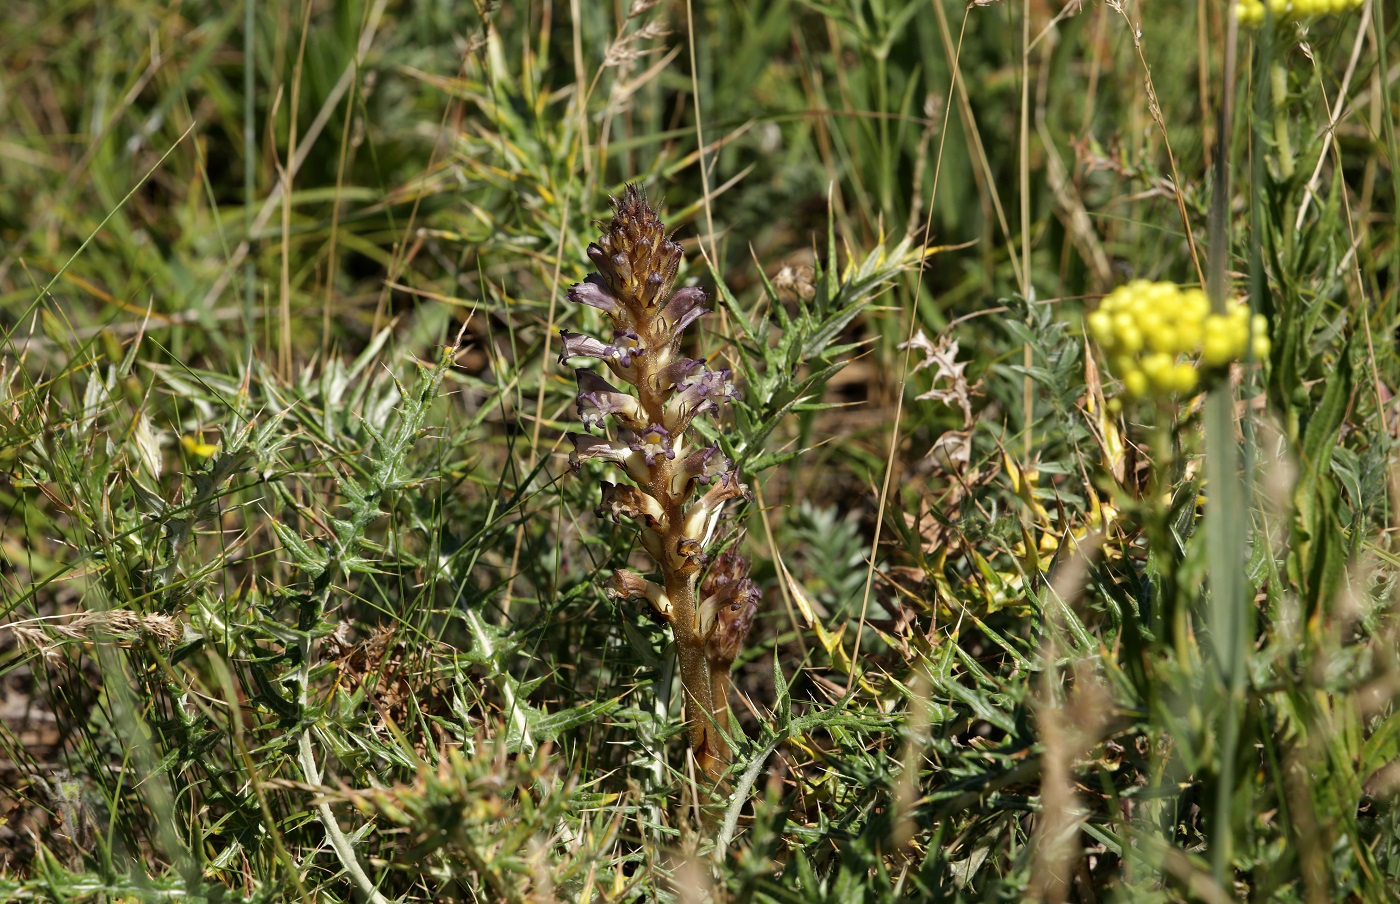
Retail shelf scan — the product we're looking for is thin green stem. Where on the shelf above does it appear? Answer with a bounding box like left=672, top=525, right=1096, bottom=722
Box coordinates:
left=1208, top=10, right=1246, bottom=885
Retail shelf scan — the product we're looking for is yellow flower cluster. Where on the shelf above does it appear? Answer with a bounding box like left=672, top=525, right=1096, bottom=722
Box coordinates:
left=1236, top=0, right=1363, bottom=27
left=1088, top=281, right=1270, bottom=401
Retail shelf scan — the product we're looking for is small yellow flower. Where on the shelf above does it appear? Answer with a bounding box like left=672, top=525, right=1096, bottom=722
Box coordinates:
left=180, top=435, right=218, bottom=458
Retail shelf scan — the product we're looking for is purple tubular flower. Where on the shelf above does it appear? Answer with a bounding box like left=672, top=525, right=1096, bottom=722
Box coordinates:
left=659, top=286, right=709, bottom=338
left=629, top=424, right=675, bottom=467
left=567, top=433, right=635, bottom=472
left=597, top=481, right=667, bottom=529
left=612, top=254, right=633, bottom=284
left=653, top=357, right=705, bottom=393
left=587, top=244, right=639, bottom=305
left=681, top=469, right=749, bottom=538
left=671, top=536, right=706, bottom=576
left=640, top=239, right=683, bottom=308
left=639, top=529, right=666, bottom=563
left=698, top=469, right=749, bottom=508
left=558, top=330, right=610, bottom=365
left=606, top=329, right=646, bottom=369
left=576, top=370, right=644, bottom=431
left=663, top=367, right=738, bottom=433
left=703, top=550, right=749, bottom=590
left=642, top=271, right=666, bottom=309
left=608, top=568, right=672, bottom=621
left=560, top=329, right=646, bottom=384
left=702, top=577, right=760, bottom=665
left=567, top=274, right=622, bottom=318
left=698, top=550, right=760, bottom=661
left=608, top=567, right=653, bottom=601
left=671, top=443, right=730, bottom=496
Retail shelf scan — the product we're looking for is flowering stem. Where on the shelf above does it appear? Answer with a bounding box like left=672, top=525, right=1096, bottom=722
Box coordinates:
left=561, top=186, right=758, bottom=787
left=671, top=580, right=724, bottom=778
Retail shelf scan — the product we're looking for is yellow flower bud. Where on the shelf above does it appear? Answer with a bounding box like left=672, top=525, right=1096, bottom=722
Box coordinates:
left=1229, top=319, right=1250, bottom=357
left=1117, top=323, right=1144, bottom=355
left=181, top=435, right=218, bottom=459
left=1176, top=321, right=1202, bottom=353
left=1088, top=311, right=1113, bottom=345
left=1141, top=353, right=1175, bottom=392
left=1123, top=368, right=1148, bottom=399
left=1148, top=327, right=1179, bottom=355
left=1202, top=326, right=1234, bottom=367
left=1172, top=362, right=1199, bottom=394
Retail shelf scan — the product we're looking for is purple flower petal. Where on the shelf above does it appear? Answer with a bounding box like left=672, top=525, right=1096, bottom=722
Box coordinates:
left=654, top=357, right=705, bottom=393
left=659, top=286, right=709, bottom=337
left=662, top=367, right=738, bottom=433
left=576, top=370, right=644, bottom=431
left=628, top=424, right=675, bottom=467
left=558, top=330, right=609, bottom=365
left=567, top=274, right=621, bottom=317
left=596, top=481, right=667, bottom=529
left=567, top=433, right=634, bottom=472
left=605, top=329, right=646, bottom=369
left=671, top=443, right=730, bottom=497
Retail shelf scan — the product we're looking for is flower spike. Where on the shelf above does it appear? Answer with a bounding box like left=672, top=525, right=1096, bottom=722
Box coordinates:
left=562, top=185, right=757, bottom=784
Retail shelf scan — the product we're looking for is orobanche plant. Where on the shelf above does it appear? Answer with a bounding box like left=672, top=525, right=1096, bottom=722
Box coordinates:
left=560, top=186, right=759, bottom=783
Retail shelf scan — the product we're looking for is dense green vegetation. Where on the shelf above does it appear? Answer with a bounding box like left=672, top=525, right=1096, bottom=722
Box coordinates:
left=1, top=0, right=1397, bottom=900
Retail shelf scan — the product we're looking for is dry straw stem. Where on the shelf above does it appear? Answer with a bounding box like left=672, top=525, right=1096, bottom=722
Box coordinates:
left=1030, top=532, right=1109, bottom=903
left=6, top=610, right=182, bottom=662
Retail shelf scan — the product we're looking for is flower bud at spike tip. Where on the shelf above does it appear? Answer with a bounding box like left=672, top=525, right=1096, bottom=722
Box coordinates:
left=561, top=184, right=757, bottom=785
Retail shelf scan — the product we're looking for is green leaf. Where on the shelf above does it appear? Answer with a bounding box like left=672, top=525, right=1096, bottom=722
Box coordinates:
left=527, top=697, right=621, bottom=744
left=774, top=653, right=791, bottom=732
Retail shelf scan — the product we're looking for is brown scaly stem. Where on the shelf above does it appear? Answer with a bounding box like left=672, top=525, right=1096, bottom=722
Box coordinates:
left=560, top=186, right=759, bottom=786
left=668, top=575, right=722, bottom=778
